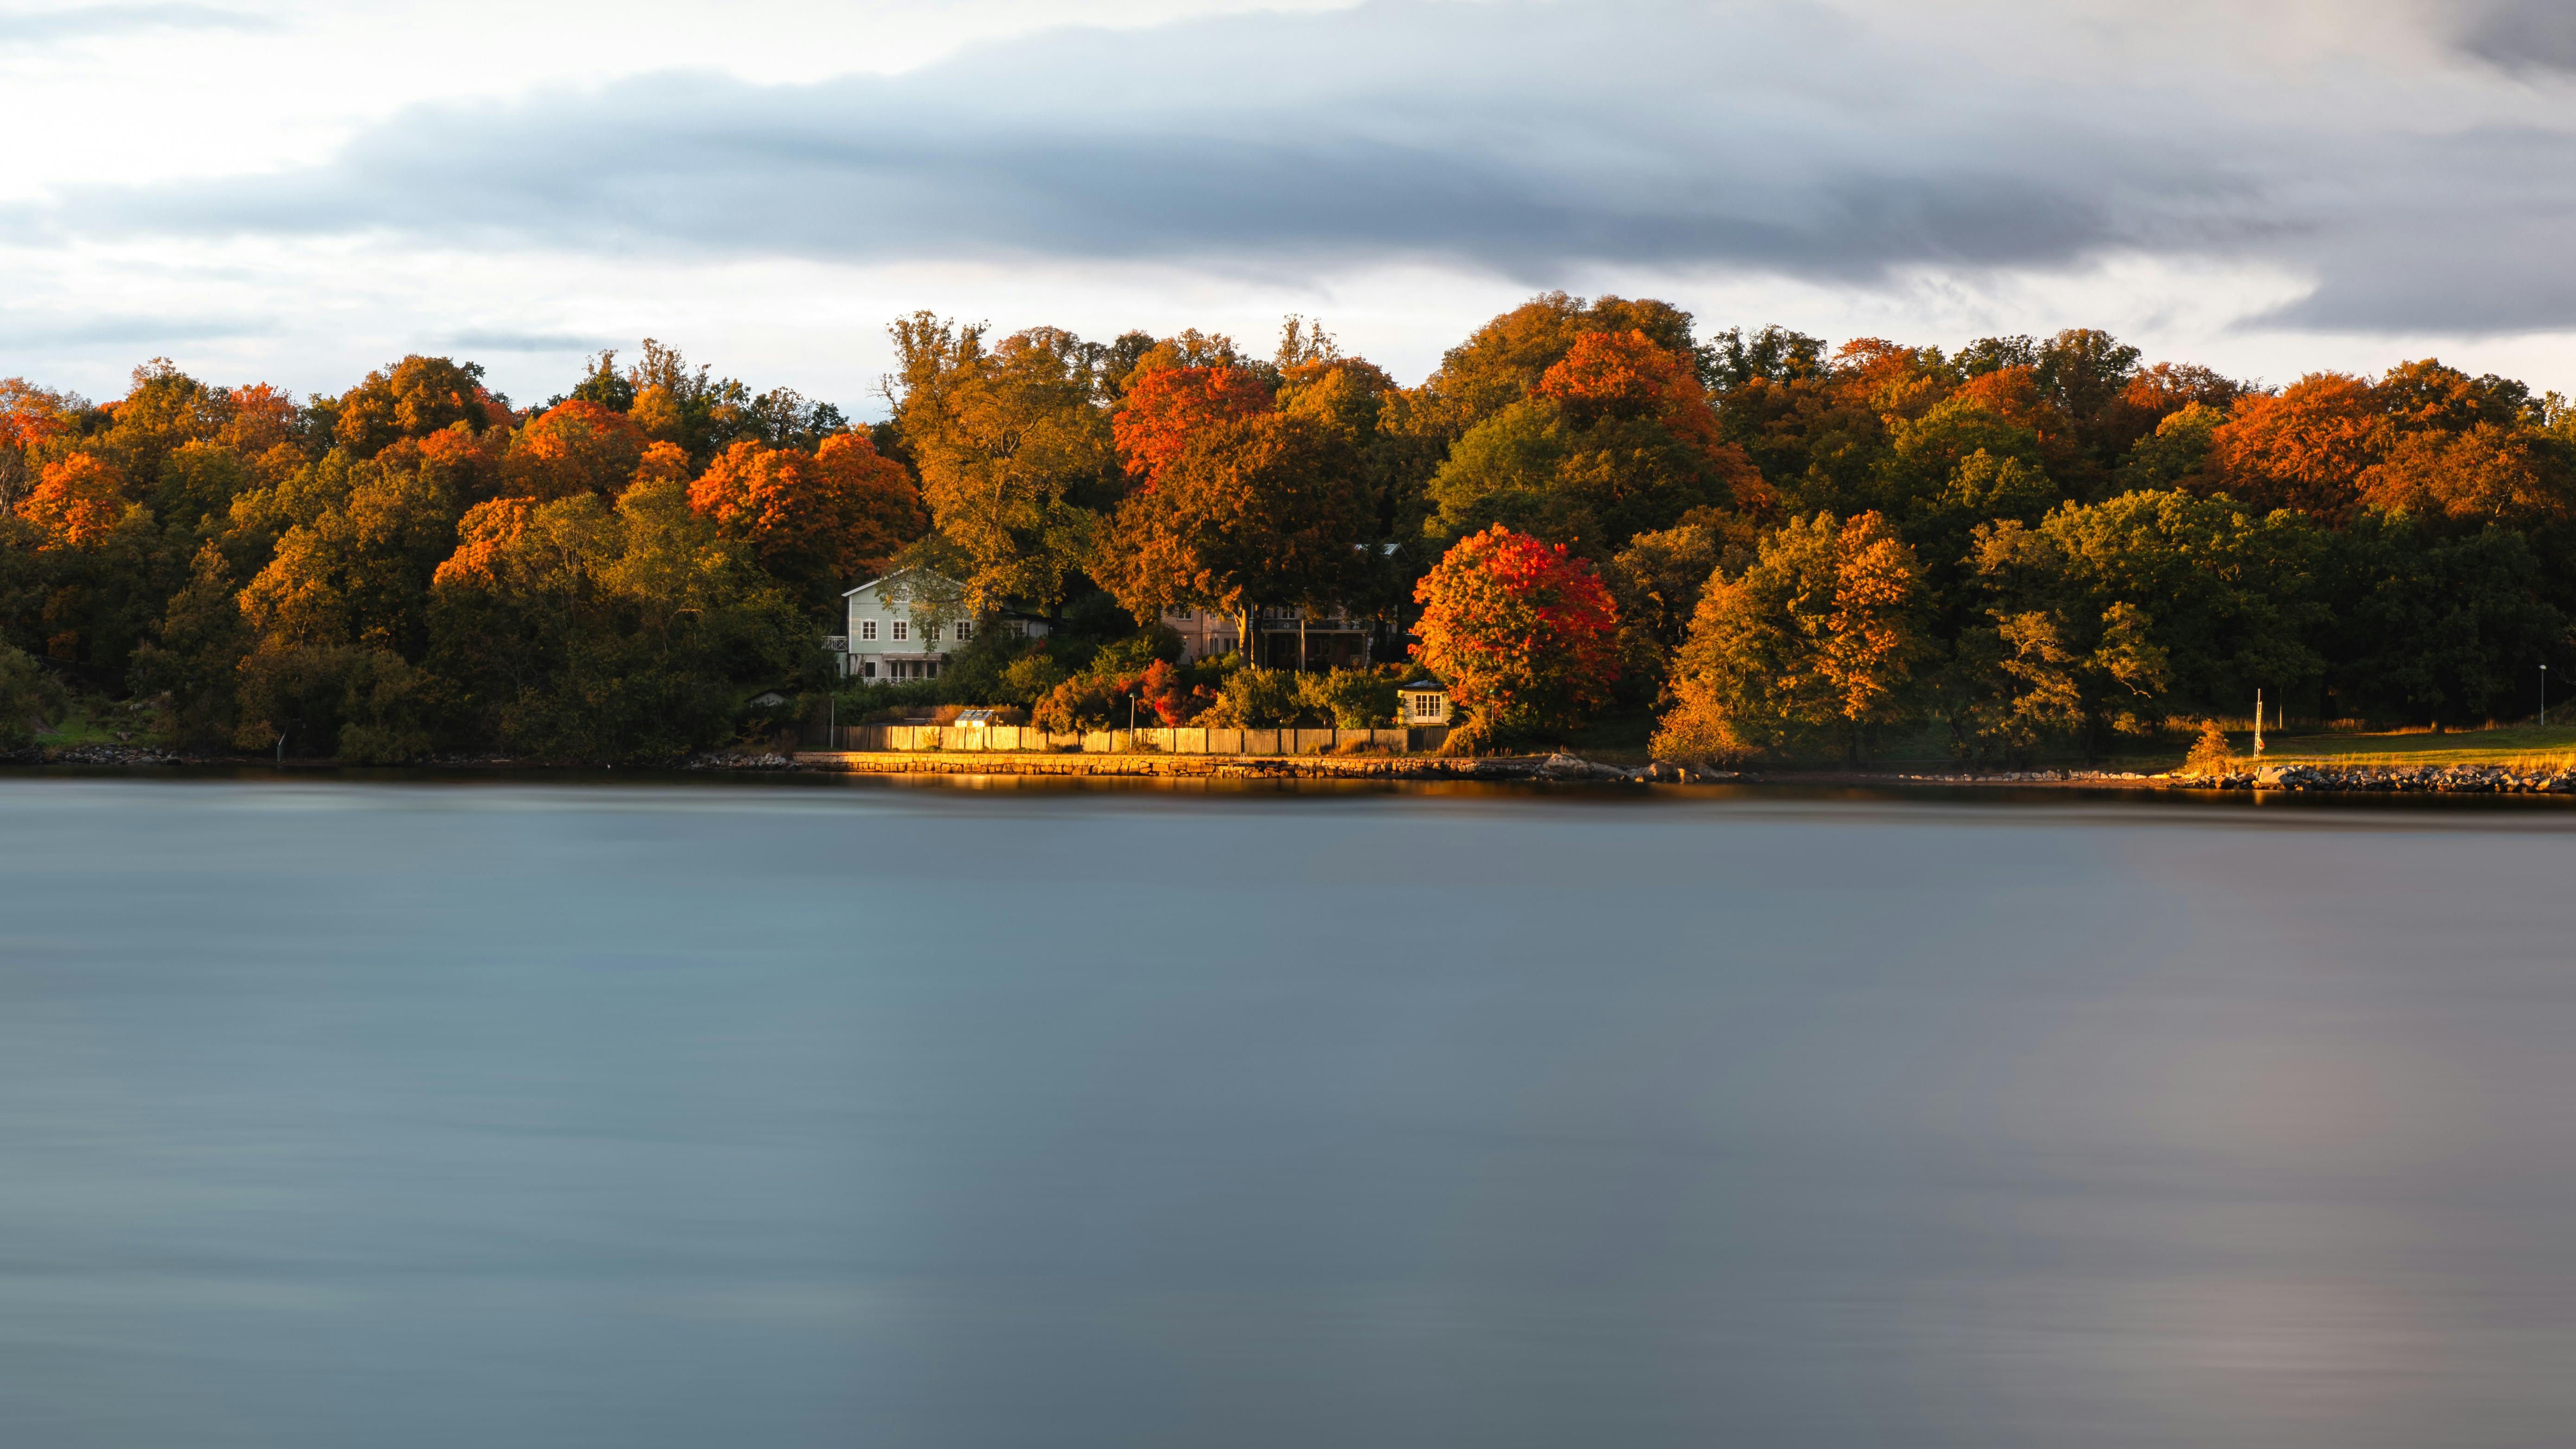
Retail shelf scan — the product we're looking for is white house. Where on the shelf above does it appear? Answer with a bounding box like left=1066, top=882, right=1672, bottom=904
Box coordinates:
left=840, top=568, right=1048, bottom=681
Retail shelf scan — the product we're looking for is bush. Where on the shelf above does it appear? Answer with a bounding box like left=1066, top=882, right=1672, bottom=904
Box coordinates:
left=1196, top=666, right=1303, bottom=727
left=0, top=644, right=67, bottom=749
left=2183, top=719, right=2234, bottom=776
left=1033, top=672, right=1133, bottom=734
left=1293, top=665, right=1402, bottom=728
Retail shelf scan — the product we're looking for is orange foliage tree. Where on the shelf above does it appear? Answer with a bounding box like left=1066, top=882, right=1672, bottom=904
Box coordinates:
left=1111, top=364, right=1274, bottom=489
left=431, top=498, right=540, bottom=594
left=1411, top=524, right=1619, bottom=745
left=1521, top=327, right=1772, bottom=516
left=687, top=433, right=927, bottom=614
left=1533, top=328, right=1737, bottom=453
left=218, top=382, right=300, bottom=457
left=498, top=400, right=648, bottom=501
left=17, top=453, right=131, bottom=549
left=2209, top=373, right=2385, bottom=516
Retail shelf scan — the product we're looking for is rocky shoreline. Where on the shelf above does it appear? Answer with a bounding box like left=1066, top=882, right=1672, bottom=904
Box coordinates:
left=1883, top=763, right=2576, bottom=793
left=6, top=746, right=2572, bottom=796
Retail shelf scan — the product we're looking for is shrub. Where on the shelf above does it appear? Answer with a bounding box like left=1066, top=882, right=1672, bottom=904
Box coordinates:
left=1196, top=666, right=1303, bottom=727
left=2183, top=719, right=2234, bottom=776
left=0, top=644, right=66, bottom=748
left=1032, top=672, right=1132, bottom=734
left=1294, top=665, right=1402, bottom=728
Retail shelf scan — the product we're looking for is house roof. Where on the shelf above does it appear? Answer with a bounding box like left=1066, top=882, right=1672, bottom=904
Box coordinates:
left=846, top=569, right=1056, bottom=627
left=1399, top=680, right=1446, bottom=692
left=844, top=564, right=961, bottom=598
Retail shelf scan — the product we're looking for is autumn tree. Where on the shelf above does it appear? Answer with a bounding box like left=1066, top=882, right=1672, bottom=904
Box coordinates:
left=237, top=451, right=459, bottom=657
left=1112, top=363, right=1275, bottom=489
left=332, top=356, right=498, bottom=458
left=18, top=453, right=134, bottom=549
left=0, top=378, right=83, bottom=510
left=889, top=315, right=1116, bottom=616
left=1409, top=292, right=1698, bottom=440
left=426, top=472, right=809, bottom=760
left=2209, top=374, right=2385, bottom=517
left=688, top=433, right=928, bottom=618
left=1412, top=524, right=1620, bottom=747
left=1427, top=330, right=1764, bottom=554
left=498, top=400, right=649, bottom=501
left=1095, top=413, right=1373, bottom=660
left=1654, top=511, right=1925, bottom=763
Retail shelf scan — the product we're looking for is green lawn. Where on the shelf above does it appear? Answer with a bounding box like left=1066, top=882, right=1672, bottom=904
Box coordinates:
left=2217, top=723, right=2576, bottom=771
left=33, top=701, right=161, bottom=749
left=1565, top=717, right=2576, bottom=773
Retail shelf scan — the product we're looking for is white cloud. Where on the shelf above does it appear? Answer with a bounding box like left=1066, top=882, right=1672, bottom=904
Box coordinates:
left=6, top=0, right=2576, bottom=399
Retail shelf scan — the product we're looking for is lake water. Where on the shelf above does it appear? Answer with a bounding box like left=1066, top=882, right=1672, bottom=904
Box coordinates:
left=3, top=776, right=2574, bottom=1448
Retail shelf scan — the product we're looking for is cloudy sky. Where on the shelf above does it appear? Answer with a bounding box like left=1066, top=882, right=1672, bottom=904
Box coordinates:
left=6, top=0, right=2576, bottom=409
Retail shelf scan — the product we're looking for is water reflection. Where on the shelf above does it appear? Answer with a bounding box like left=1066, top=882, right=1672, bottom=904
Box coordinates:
left=0, top=779, right=2571, bottom=1448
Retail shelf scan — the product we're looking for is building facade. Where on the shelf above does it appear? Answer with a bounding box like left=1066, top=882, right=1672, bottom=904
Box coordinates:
left=1158, top=606, right=1240, bottom=662
left=840, top=568, right=1048, bottom=681
left=1148, top=605, right=1375, bottom=668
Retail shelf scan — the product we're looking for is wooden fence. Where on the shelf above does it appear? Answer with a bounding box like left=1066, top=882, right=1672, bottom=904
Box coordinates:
left=830, top=724, right=1440, bottom=755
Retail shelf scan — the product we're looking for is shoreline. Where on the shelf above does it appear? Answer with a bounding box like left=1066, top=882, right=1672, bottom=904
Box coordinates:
left=12, top=746, right=2576, bottom=798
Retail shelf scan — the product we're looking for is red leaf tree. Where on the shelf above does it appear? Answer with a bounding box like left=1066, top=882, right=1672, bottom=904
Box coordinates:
left=1411, top=524, right=1620, bottom=746
left=1112, top=364, right=1274, bottom=490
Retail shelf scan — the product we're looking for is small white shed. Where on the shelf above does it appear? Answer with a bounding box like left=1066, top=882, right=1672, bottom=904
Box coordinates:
left=1398, top=679, right=1451, bottom=726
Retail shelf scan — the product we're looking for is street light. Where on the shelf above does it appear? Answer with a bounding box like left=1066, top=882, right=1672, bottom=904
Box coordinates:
left=2543, top=663, right=2550, bottom=729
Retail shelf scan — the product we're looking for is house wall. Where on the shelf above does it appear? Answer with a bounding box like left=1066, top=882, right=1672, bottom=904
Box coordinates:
left=1158, top=606, right=1240, bottom=662
left=842, top=577, right=1045, bottom=679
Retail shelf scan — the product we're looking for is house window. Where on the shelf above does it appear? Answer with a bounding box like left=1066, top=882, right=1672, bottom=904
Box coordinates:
left=955, top=620, right=973, bottom=642
left=863, top=660, right=877, bottom=678
left=926, top=623, right=942, bottom=642
left=1171, top=607, right=1193, bottom=620
left=860, top=620, right=878, bottom=641
left=892, top=620, right=908, bottom=641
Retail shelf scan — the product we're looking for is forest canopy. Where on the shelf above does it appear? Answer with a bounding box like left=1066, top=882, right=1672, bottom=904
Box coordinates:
left=6, top=301, right=2573, bottom=762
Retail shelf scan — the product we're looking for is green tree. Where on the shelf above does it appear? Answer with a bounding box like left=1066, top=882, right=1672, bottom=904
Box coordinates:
left=0, top=641, right=66, bottom=748
left=426, top=472, right=811, bottom=760
left=1964, top=490, right=2326, bottom=752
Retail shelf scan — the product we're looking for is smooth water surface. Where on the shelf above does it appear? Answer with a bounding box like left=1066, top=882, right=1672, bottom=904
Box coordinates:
left=3, top=778, right=2573, bottom=1448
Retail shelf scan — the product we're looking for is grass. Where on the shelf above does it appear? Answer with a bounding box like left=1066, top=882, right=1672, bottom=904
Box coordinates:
left=2221, top=722, right=2576, bottom=771
left=32, top=695, right=165, bottom=749
left=1559, top=715, right=2576, bottom=775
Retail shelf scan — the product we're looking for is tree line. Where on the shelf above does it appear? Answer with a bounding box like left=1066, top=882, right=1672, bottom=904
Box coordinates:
left=2, top=296, right=2569, bottom=761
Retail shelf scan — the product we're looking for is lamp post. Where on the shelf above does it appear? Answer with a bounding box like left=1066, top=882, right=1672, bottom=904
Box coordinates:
left=2542, top=663, right=2550, bottom=729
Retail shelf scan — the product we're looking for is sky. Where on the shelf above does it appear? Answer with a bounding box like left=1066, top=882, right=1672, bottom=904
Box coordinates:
left=6, top=0, right=2576, bottom=412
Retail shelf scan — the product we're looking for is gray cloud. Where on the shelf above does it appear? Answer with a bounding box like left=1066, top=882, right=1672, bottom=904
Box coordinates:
left=0, top=3, right=274, bottom=44
left=0, top=310, right=273, bottom=347
left=445, top=329, right=606, bottom=353
left=14, top=0, right=2576, bottom=333
left=2447, top=0, right=2576, bottom=70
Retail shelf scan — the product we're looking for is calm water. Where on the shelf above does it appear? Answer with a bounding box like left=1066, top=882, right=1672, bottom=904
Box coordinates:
left=3, top=777, right=2574, bottom=1448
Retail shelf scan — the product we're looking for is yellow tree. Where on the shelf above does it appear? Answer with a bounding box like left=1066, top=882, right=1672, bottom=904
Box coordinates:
left=1655, top=511, right=1926, bottom=763
left=887, top=315, right=1113, bottom=616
